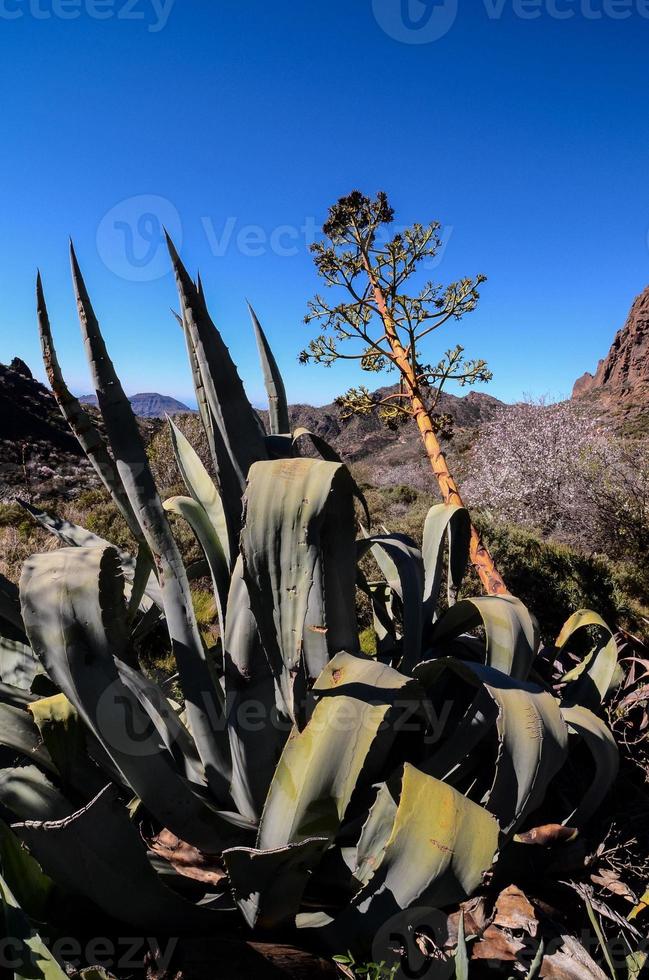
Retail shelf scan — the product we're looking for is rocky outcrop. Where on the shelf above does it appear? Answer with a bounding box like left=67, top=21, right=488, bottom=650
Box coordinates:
left=572, top=286, right=649, bottom=434
left=0, top=359, right=97, bottom=502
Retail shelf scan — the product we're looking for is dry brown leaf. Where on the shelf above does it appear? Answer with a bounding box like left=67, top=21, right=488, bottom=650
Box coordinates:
left=445, top=895, right=491, bottom=946
left=515, top=824, right=578, bottom=847
left=560, top=880, right=644, bottom=940
left=541, top=933, right=608, bottom=979
left=591, top=868, right=637, bottom=903
left=471, top=924, right=525, bottom=962
left=493, top=884, right=539, bottom=938
left=150, top=829, right=227, bottom=886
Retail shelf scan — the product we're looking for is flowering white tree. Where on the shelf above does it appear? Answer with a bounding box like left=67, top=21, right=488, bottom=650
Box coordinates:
left=464, top=399, right=649, bottom=566
left=464, top=399, right=602, bottom=537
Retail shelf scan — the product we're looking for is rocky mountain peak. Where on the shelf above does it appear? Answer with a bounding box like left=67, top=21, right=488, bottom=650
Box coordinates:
left=573, top=285, right=649, bottom=397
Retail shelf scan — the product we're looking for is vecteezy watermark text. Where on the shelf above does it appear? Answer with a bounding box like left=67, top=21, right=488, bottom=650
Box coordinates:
left=0, top=936, right=178, bottom=972
left=96, top=194, right=454, bottom=281
left=0, top=0, right=175, bottom=32
left=373, top=0, right=649, bottom=44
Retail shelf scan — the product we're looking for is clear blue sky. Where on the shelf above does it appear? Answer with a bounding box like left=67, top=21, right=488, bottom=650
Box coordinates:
left=1, top=0, right=648, bottom=408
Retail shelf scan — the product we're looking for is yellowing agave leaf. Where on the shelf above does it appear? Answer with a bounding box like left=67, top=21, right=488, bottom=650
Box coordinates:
left=163, top=494, right=228, bottom=638
left=305, top=764, right=499, bottom=954
left=0, top=704, right=58, bottom=779
left=556, top=610, right=619, bottom=709
left=168, top=418, right=233, bottom=570
left=431, top=595, right=539, bottom=680
left=422, top=503, right=471, bottom=618
left=257, top=652, right=424, bottom=851
left=28, top=693, right=105, bottom=798
left=415, top=659, right=568, bottom=834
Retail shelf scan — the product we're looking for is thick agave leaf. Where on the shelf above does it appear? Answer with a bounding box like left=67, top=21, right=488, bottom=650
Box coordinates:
left=0, top=635, right=43, bottom=690
left=0, top=683, right=38, bottom=709
left=240, top=458, right=358, bottom=721
left=168, top=418, right=233, bottom=570
left=0, top=861, right=66, bottom=980
left=264, top=433, right=295, bottom=460
left=163, top=495, right=228, bottom=638
left=223, top=836, right=329, bottom=930
left=18, top=500, right=163, bottom=611
left=0, top=765, right=73, bottom=822
left=560, top=704, right=619, bottom=826
left=356, top=574, right=400, bottom=658
left=126, top=543, right=154, bottom=624
left=37, top=272, right=142, bottom=545
left=20, top=546, right=243, bottom=851
left=256, top=652, right=425, bottom=851
left=13, top=784, right=228, bottom=930
left=0, top=572, right=25, bottom=635
left=353, top=781, right=398, bottom=888
left=0, top=704, right=58, bottom=778
left=70, top=245, right=231, bottom=804
left=555, top=611, right=619, bottom=709
left=224, top=557, right=287, bottom=822
left=292, top=427, right=342, bottom=463
left=357, top=533, right=424, bottom=671
left=178, top=302, right=247, bottom=550
left=173, top=308, right=219, bottom=477
left=416, top=659, right=569, bottom=833
left=304, top=764, right=500, bottom=955
left=421, top=503, right=471, bottom=619
left=248, top=303, right=290, bottom=436
left=0, top=819, right=54, bottom=923
left=431, top=595, right=539, bottom=680
left=166, top=235, right=267, bottom=499
left=27, top=694, right=107, bottom=798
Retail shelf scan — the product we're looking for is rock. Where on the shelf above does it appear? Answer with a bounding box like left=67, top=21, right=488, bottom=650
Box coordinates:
left=579, top=286, right=649, bottom=392
left=10, top=357, right=33, bottom=379
left=572, top=285, right=649, bottom=433
left=0, top=357, right=97, bottom=502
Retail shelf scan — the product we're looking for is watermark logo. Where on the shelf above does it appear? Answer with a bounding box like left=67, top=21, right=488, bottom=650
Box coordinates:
left=97, top=199, right=455, bottom=280
left=372, top=0, right=459, bottom=43
left=0, top=0, right=175, bottom=31
left=372, top=907, right=454, bottom=979
left=95, top=679, right=169, bottom=757
left=373, top=0, right=649, bottom=42
left=96, top=194, right=182, bottom=282
left=0, top=935, right=178, bottom=973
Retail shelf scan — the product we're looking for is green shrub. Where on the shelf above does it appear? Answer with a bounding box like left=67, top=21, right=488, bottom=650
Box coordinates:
left=474, top=513, right=645, bottom=642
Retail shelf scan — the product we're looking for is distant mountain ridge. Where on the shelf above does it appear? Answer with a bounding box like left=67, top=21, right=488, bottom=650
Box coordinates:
left=79, top=392, right=193, bottom=418
left=0, top=352, right=506, bottom=500
left=277, top=386, right=505, bottom=489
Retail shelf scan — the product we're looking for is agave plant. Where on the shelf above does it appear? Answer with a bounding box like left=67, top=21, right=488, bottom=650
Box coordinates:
left=0, top=240, right=620, bottom=969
